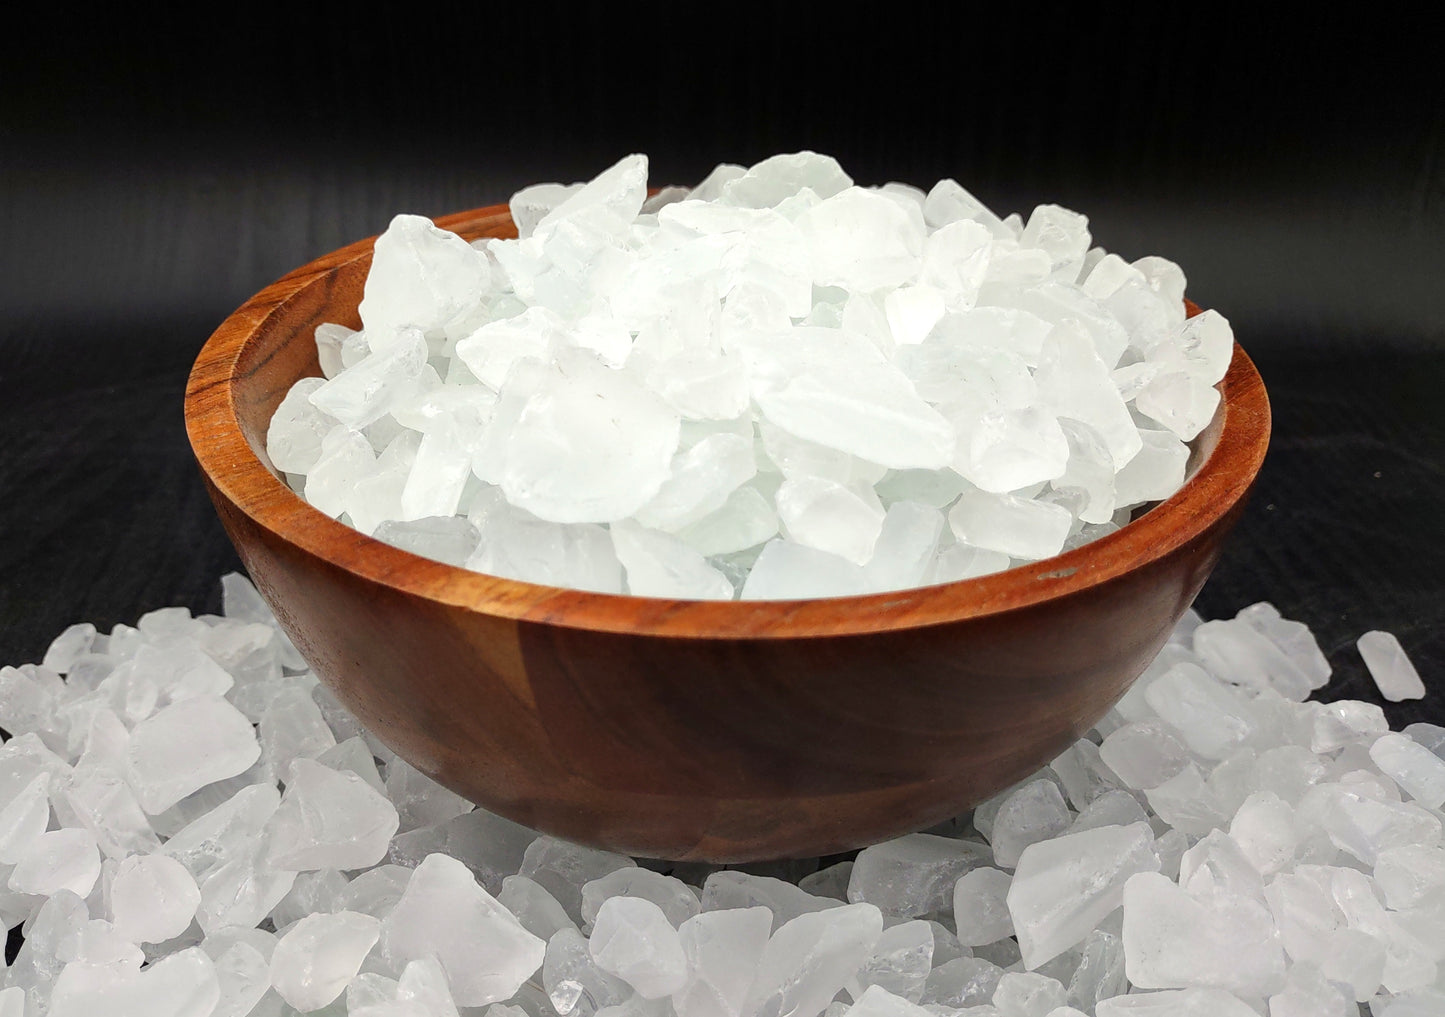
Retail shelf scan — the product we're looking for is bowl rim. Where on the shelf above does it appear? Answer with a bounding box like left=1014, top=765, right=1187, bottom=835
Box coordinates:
left=185, top=201, right=1271, bottom=640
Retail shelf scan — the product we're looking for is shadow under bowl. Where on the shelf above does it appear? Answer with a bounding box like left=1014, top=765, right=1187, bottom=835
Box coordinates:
left=185, top=202, right=1271, bottom=862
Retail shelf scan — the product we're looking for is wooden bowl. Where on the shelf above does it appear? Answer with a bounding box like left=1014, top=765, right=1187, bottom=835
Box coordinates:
left=185, top=202, right=1270, bottom=862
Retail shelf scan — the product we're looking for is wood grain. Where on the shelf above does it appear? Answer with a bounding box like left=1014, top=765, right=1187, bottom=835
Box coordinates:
left=184, top=203, right=1271, bottom=861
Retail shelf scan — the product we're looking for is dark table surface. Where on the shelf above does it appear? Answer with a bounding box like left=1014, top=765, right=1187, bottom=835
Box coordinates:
left=2, top=9, right=1442, bottom=726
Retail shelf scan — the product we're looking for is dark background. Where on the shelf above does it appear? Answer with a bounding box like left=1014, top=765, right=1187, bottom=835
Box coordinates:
left=2, top=11, right=1442, bottom=723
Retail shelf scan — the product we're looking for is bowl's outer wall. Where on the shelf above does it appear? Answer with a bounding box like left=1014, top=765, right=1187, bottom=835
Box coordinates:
left=188, top=204, right=1268, bottom=861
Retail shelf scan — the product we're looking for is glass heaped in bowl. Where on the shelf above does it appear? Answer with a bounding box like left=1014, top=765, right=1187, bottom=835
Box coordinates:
left=184, top=202, right=1270, bottom=862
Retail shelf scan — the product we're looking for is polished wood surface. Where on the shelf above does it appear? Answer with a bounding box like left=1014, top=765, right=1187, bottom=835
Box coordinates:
left=185, top=203, right=1271, bottom=861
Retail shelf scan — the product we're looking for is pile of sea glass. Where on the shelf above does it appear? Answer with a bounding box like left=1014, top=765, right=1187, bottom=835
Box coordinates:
left=266, top=153, right=1235, bottom=599
left=1, top=574, right=1439, bottom=1016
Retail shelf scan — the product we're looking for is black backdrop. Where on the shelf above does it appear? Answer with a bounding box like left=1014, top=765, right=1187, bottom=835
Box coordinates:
left=2, top=9, right=1442, bottom=723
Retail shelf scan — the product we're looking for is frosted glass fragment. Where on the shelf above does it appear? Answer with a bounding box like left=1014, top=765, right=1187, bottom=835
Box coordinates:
left=634, top=434, right=756, bottom=534
left=956, top=408, right=1068, bottom=494
left=1066, top=929, right=1125, bottom=1013
left=257, top=682, right=338, bottom=783
left=1112, top=429, right=1188, bottom=508
left=1235, top=602, right=1331, bottom=690
left=267, top=378, right=336, bottom=474
left=1176, top=828, right=1264, bottom=901
left=304, top=426, right=378, bottom=519
left=581, top=868, right=700, bottom=930
left=612, top=521, right=735, bottom=600
left=925, top=543, right=1011, bottom=584
left=1167, top=309, right=1233, bottom=384
left=537, top=153, right=648, bottom=243
left=266, top=758, right=400, bottom=872
left=336, top=864, right=411, bottom=921
left=208, top=940, right=271, bottom=1017
left=588, top=896, right=689, bottom=998
left=1034, top=325, right=1139, bottom=467
left=922, top=956, right=1004, bottom=1009
left=989, top=780, right=1071, bottom=870
left=1067, top=788, right=1147, bottom=835
left=380, top=853, right=545, bottom=1007
left=352, top=760, right=442, bottom=835
left=920, top=221, right=992, bottom=309
left=1081, top=253, right=1143, bottom=301
left=110, top=854, right=200, bottom=944
left=646, top=349, right=752, bottom=421
left=1098, top=721, right=1190, bottom=790
left=499, top=874, right=578, bottom=942
left=947, top=487, right=1071, bottom=561
left=885, top=286, right=947, bottom=345
left=1011, top=286, right=1129, bottom=372
left=991, top=970, right=1066, bottom=1017
left=0, top=772, right=52, bottom=865
left=1193, top=618, right=1317, bottom=702
left=1133, top=257, right=1188, bottom=311
left=953, top=867, right=1013, bottom=946
left=7, top=828, right=100, bottom=898
left=849, top=834, right=992, bottom=919
left=847, top=919, right=933, bottom=1002
left=1227, top=791, right=1297, bottom=876
left=739, top=539, right=871, bottom=600
left=1007, top=822, right=1159, bottom=970
left=776, top=476, right=886, bottom=565
left=1143, top=764, right=1228, bottom=836
left=1369, top=733, right=1445, bottom=808
left=42, top=623, right=96, bottom=674
left=267, top=866, right=346, bottom=930
left=922, top=179, right=1006, bottom=235
left=1358, top=631, right=1426, bottom=701
left=269, top=910, right=381, bottom=1012
left=798, top=187, right=924, bottom=291
left=195, top=838, right=296, bottom=934
left=863, top=501, right=945, bottom=591
left=1267, top=961, right=1352, bottom=1017
left=125, top=696, right=260, bottom=815
left=1095, top=988, right=1257, bottom=1017
left=520, top=836, right=637, bottom=925
left=512, top=182, right=586, bottom=239
left=722, top=151, right=852, bottom=209
left=841, top=985, right=932, bottom=1017
left=545, top=926, right=631, bottom=1017
left=1295, top=782, right=1441, bottom=864
left=454, top=306, right=568, bottom=391
left=498, top=352, right=682, bottom=524
left=161, top=782, right=279, bottom=880
left=691, top=164, right=746, bottom=203
left=1020, top=204, right=1090, bottom=280
left=1122, top=871, right=1286, bottom=997
left=1144, top=662, right=1256, bottom=760
left=1049, top=739, right=1123, bottom=809
left=756, top=365, right=954, bottom=471
left=1373, top=844, right=1445, bottom=910
left=47, top=946, right=219, bottom=1017
left=467, top=492, right=624, bottom=593
left=742, top=903, right=883, bottom=1017
left=390, top=808, right=534, bottom=895
left=309, top=328, right=429, bottom=429
left=676, top=486, right=779, bottom=557
left=1134, top=370, right=1220, bottom=441
left=359, top=214, right=492, bottom=345
left=700, top=870, right=837, bottom=931
left=798, top=862, right=853, bottom=902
